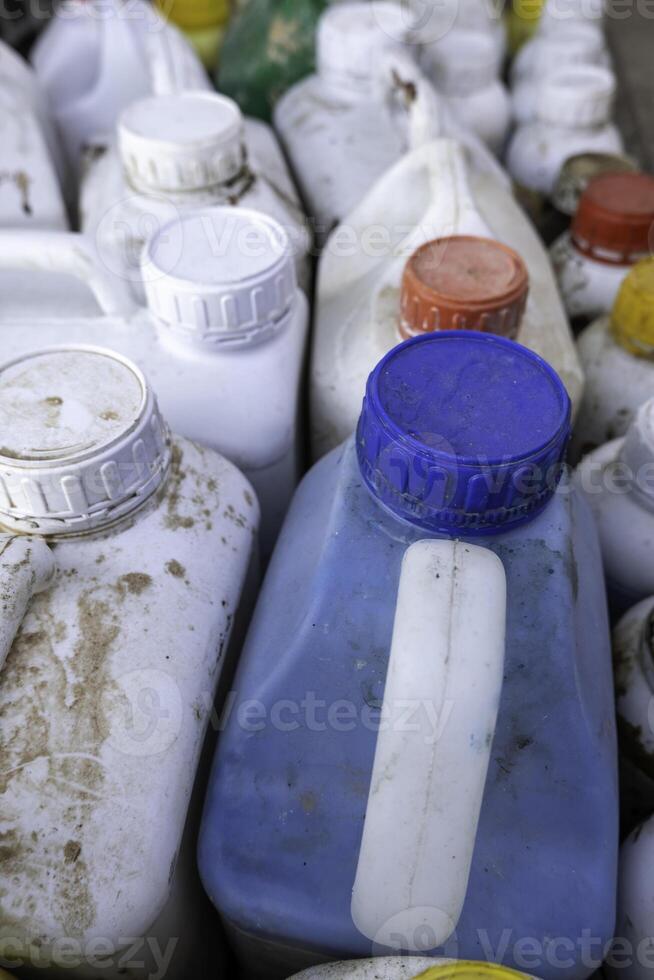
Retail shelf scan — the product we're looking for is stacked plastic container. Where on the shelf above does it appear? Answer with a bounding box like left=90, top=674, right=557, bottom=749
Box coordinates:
left=1, top=2, right=653, bottom=979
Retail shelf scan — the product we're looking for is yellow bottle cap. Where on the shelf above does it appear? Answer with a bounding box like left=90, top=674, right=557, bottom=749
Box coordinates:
left=156, top=0, right=230, bottom=30
left=506, top=0, right=545, bottom=52
left=612, top=258, right=654, bottom=357
left=414, top=964, right=535, bottom=980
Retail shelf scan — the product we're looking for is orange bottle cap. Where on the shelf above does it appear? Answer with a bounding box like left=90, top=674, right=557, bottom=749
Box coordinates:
left=571, top=172, right=654, bottom=265
left=400, top=236, right=529, bottom=341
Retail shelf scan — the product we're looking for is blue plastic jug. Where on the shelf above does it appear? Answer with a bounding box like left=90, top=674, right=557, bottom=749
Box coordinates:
left=199, top=332, right=618, bottom=980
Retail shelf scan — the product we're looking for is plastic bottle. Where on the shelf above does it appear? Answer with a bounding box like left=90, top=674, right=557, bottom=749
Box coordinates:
left=199, top=330, right=617, bottom=980
left=80, top=90, right=311, bottom=299
left=310, top=138, right=582, bottom=460
left=0, top=40, right=68, bottom=230
left=575, top=398, right=654, bottom=612
left=274, top=2, right=508, bottom=245
left=572, top=259, right=654, bottom=462
left=418, top=0, right=507, bottom=66
left=155, top=0, right=231, bottom=70
left=551, top=173, right=654, bottom=326
left=217, top=0, right=327, bottom=123
left=612, top=596, right=654, bottom=833
left=420, top=31, right=510, bottom=155
left=506, top=65, right=622, bottom=200
left=30, top=0, right=210, bottom=172
left=610, top=816, right=654, bottom=980
left=0, top=209, right=308, bottom=555
left=288, top=961, right=540, bottom=980
left=510, top=25, right=611, bottom=126
left=539, top=151, right=638, bottom=246
left=0, top=345, right=257, bottom=979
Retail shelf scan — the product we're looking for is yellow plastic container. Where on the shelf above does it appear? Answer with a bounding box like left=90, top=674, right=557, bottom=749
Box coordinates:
left=506, top=0, right=545, bottom=53
left=612, top=258, right=654, bottom=357
left=155, top=0, right=230, bottom=30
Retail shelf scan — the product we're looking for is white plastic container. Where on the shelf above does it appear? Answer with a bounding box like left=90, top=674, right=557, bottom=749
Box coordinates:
left=421, top=30, right=510, bottom=155
left=81, top=90, right=311, bottom=299
left=31, top=0, right=210, bottom=171
left=572, top=259, right=654, bottom=461
left=274, top=1, right=509, bottom=244
left=506, top=64, right=622, bottom=197
left=288, top=961, right=539, bottom=980
left=510, top=26, right=611, bottom=125
left=0, top=344, right=257, bottom=979
left=0, top=41, right=67, bottom=230
left=551, top=172, right=654, bottom=325
left=576, top=398, right=654, bottom=610
left=0, top=209, right=308, bottom=555
left=612, top=596, right=654, bottom=830
left=310, top=137, right=583, bottom=460
left=611, top=815, right=654, bottom=980
left=416, top=0, right=507, bottom=65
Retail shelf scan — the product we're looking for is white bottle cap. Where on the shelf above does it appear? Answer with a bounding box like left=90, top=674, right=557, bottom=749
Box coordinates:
left=0, top=347, right=171, bottom=536
left=142, top=207, right=297, bottom=347
left=536, top=64, right=615, bottom=127
left=317, top=2, right=413, bottom=90
left=427, top=30, right=499, bottom=94
left=119, top=92, right=245, bottom=196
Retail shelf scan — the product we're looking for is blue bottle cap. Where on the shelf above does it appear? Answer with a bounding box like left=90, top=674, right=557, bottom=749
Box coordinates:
left=356, top=332, right=571, bottom=535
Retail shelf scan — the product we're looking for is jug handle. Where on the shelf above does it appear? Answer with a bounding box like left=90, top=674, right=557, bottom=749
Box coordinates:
left=351, top=539, right=507, bottom=951
left=0, top=535, right=56, bottom=674
left=0, top=231, right=136, bottom=316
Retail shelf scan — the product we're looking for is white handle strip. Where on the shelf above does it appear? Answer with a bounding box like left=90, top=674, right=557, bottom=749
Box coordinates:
left=0, top=231, right=136, bottom=316
left=352, top=539, right=507, bottom=951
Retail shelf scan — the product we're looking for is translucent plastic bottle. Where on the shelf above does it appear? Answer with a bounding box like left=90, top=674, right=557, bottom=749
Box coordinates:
left=310, top=137, right=582, bottom=459
left=576, top=398, right=654, bottom=612
left=611, top=816, right=654, bottom=980
left=0, top=345, right=257, bottom=979
left=31, top=0, right=210, bottom=171
left=200, top=331, right=616, bottom=980
left=0, top=40, right=67, bottom=229
left=0, top=208, right=308, bottom=555
left=274, top=2, right=508, bottom=244
left=612, top=596, right=654, bottom=831
left=80, top=90, right=311, bottom=298
left=421, top=30, right=510, bottom=155
left=572, top=259, right=654, bottom=461
left=551, top=173, right=654, bottom=326
left=506, top=65, right=622, bottom=199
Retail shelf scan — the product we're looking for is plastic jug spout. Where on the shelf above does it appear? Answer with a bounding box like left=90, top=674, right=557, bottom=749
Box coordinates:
left=0, top=535, right=56, bottom=674
left=351, top=539, right=507, bottom=951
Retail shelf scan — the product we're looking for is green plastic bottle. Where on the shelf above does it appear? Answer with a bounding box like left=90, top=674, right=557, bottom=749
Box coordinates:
left=217, top=0, right=328, bottom=122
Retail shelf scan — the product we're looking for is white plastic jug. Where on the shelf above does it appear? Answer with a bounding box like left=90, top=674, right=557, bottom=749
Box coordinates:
left=0, top=344, right=257, bottom=978
left=81, top=90, right=311, bottom=299
left=575, top=398, right=654, bottom=611
left=414, top=0, right=507, bottom=65
left=610, top=815, right=654, bottom=980
left=0, top=210, right=308, bottom=555
left=572, top=259, right=654, bottom=462
left=0, top=41, right=68, bottom=230
left=288, top=962, right=540, bottom=980
left=612, top=596, right=654, bottom=829
left=551, top=173, right=654, bottom=325
left=310, top=137, right=583, bottom=460
left=510, top=25, right=611, bottom=125
left=274, top=1, right=509, bottom=244
left=31, top=0, right=210, bottom=171
left=506, top=65, right=622, bottom=198
left=420, top=30, right=510, bottom=155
